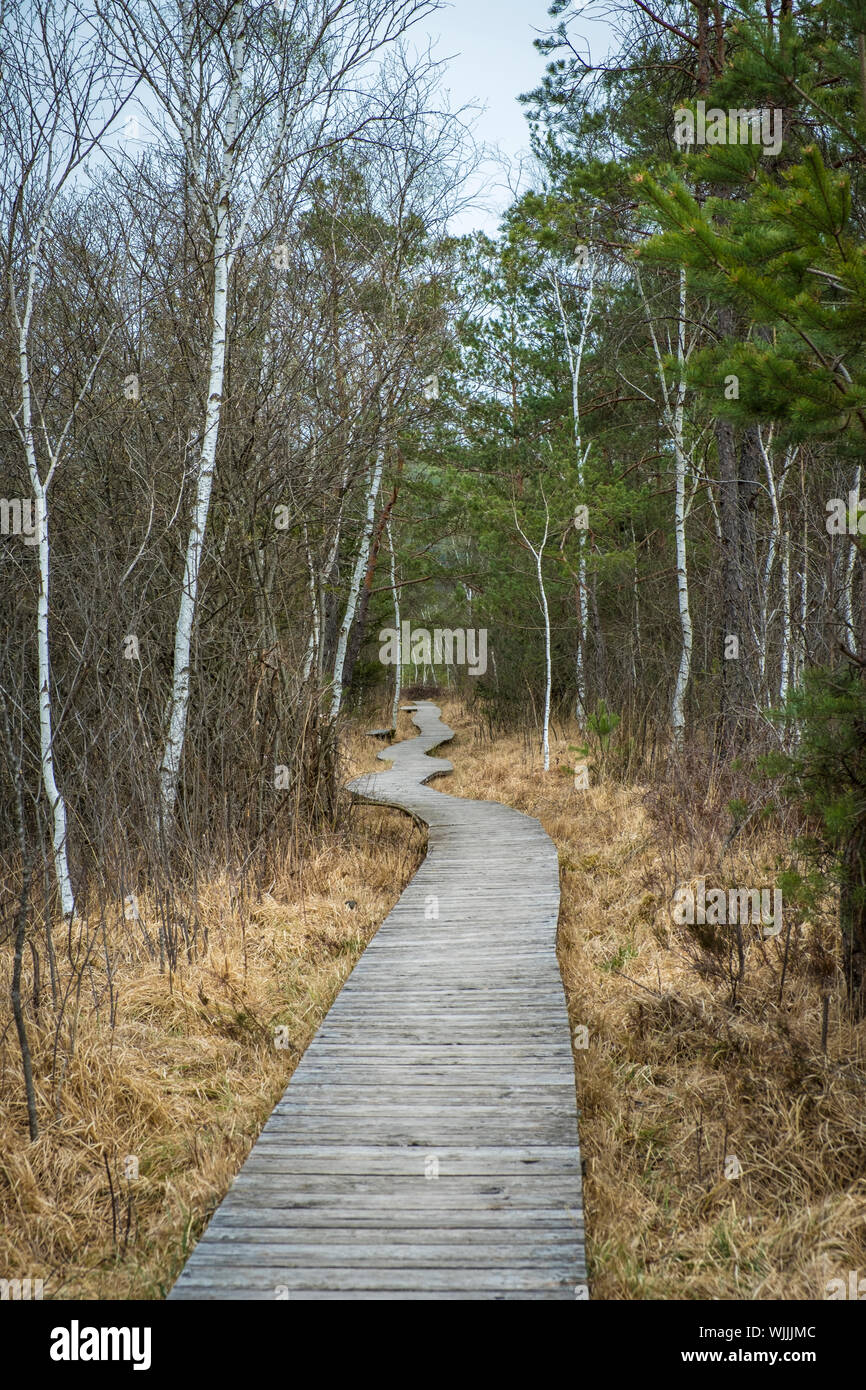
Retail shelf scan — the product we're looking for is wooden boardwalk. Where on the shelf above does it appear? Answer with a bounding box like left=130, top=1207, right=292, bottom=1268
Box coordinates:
left=169, top=702, right=585, bottom=1300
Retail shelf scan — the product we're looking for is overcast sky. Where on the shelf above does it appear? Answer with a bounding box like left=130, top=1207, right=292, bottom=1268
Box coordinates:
left=112, top=2, right=613, bottom=238
left=421, top=0, right=613, bottom=236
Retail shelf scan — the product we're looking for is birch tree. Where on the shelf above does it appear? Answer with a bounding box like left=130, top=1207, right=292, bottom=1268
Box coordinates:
left=515, top=492, right=552, bottom=772
left=637, top=266, right=695, bottom=751
left=756, top=430, right=796, bottom=702
left=791, top=471, right=809, bottom=693
left=386, top=518, right=402, bottom=731
left=99, top=0, right=438, bottom=831
left=840, top=466, right=861, bottom=656
left=329, top=447, right=385, bottom=721
left=550, top=234, right=596, bottom=724
left=0, top=1, right=129, bottom=915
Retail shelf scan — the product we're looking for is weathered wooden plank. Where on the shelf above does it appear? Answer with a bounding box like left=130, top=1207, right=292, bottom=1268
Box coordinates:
left=233, top=1127, right=575, bottom=1145
left=181, top=1241, right=582, bottom=1268
left=167, top=1284, right=584, bottom=1300
left=262, top=1105, right=578, bottom=1125
left=223, top=1143, right=579, bottom=1161
left=207, top=1210, right=583, bottom=1230
left=169, top=701, right=585, bottom=1302
left=293, top=1045, right=573, bottom=1055
left=227, top=1177, right=581, bottom=1200
left=172, top=1266, right=581, bottom=1293
left=292, top=1066, right=576, bottom=1077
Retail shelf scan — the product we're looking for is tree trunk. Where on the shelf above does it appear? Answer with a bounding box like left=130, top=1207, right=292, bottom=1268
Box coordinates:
left=780, top=528, right=792, bottom=703
left=329, top=449, right=385, bottom=722
left=738, top=423, right=762, bottom=703
left=341, top=454, right=402, bottom=694
left=388, top=520, right=401, bottom=730
left=538, top=542, right=552, bottom=773
left=841, top=816, right=866, bottom=1017
left=157, top=206, right=230, bottom=831
left=156, top=6, right=245, bottom=834
left=301, top=524, right=319, bottom=684
left=34, top=489, right=75, bottom=916
left=792, top=461, right=809, bottom=689
left=841, top=466, right=861, bottom=655
left=19, top=293, right=75, bottom=915
left=671, top=268, right=692, bottom=750
left=550, top=260, right=594, bottom=724
left=716, top=412, right=744, bottom=751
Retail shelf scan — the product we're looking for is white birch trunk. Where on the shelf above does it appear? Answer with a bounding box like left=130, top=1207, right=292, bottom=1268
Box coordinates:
left=670, top=268, right=692, bottom=750
left=328, top=449, right=385, bottom=722
left=637, top=267, right=693, bottom=750
left=756, top=431, right=778, bottom=690
left=551, top=253, right=595, bottom=724
left=841, top=465, right=861, bottom=654
left=156, top=12, right=245, bottom=830
left=301, top=524, right=319, bottom=684
left=157, top=208, right=230, bottom=827
left=758, top=438, right=795, bottom=703
left=313, top=463, right=351, bottom=684
left=780, top=528, right=792, bottom=704
left=387, top=519, right=401, bottom=731
left=538, top=542, right=552, bottom=773
left=574, top=372, right=590, bottom=727
left=756, top=436, right=793, bottom=697
left=515, top=502, right=551, bottom=771
left=793, top=497, right=808, bottom=689
left=12, top=174, right=117, bottom=915
left=30, top=483, right=74, bottom=916
left=17, top=283, right=75, bottom=916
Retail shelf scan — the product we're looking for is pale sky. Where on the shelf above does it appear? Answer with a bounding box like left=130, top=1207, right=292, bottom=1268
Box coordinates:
left=422, top=0, right=614, bottom=235
left=110, top=1, right=614, bottom=238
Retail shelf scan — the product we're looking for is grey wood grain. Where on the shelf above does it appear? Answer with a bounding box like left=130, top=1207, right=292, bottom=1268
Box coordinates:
left=168, top=701, right=585, bottom=1301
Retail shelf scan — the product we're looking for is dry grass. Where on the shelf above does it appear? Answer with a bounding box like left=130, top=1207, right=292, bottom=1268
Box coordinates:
left=426, top=696, right=866, bottom=1301
left=4, top=697, right=864, bottom=1302
left=0, top=747, right=423, bottom=1300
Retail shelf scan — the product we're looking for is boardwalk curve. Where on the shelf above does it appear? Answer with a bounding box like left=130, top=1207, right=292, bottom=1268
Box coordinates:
left=169, top=701, right=585, bottom=1300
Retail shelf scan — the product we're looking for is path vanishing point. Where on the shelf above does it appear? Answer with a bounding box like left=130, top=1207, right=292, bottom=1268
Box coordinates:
left=169, top=702, right=585, bottom=1300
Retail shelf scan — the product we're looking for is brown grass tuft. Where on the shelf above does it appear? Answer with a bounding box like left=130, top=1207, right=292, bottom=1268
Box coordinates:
left=0, top=755, right=423, bottom=1299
